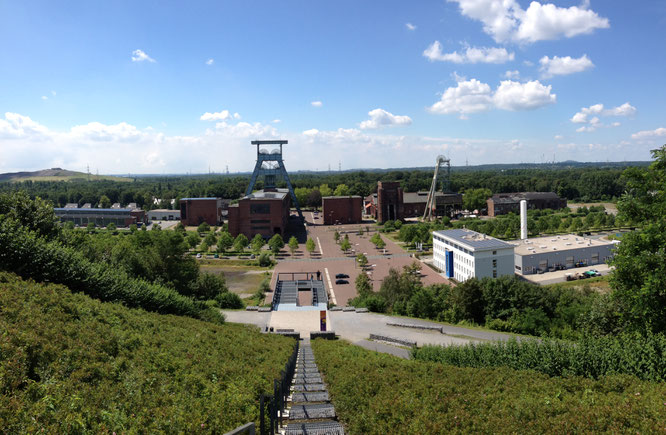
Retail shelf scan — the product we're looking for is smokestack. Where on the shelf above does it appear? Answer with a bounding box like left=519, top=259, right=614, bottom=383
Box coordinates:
left=520, top=199, right=528, bottom=240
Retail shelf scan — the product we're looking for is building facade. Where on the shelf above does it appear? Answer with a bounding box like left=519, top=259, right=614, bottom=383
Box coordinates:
left=322, top=196, right=362, bottom=225
left=433, top=229, right=515, bottom=282
left=147, top=209, right=181, bottom=221
left=376, top=181, right=404, bottom=223
left=403, top=191, right=463, bottom=218
left=512, top=234, right=616, bottom=275
left=228, top=188, right=291, bottom=238
left=487, top=192, right=567, bottom=217
left=180, top=198, right=227, bottom=226
left=54, top=208, right=137, bottom=227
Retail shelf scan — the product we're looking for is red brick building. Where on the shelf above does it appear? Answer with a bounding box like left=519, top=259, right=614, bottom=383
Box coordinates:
left=180, top=198, right=227, bottom=226
left=364, top=183, right=463, bottom=222
left=228, top=189, right=291, bottom=238
left=322, top=196, right=362, bottom=225
left=487, top=192, right=567, bottom=217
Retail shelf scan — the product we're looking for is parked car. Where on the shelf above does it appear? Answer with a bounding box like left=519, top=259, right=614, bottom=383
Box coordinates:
left=335, top=279, right=349, bottom=285
left=196, top=253, right=202, bottom=258
left=565, top=273, right=576, bottom=281
left=335, top=273, right=349, bottom=279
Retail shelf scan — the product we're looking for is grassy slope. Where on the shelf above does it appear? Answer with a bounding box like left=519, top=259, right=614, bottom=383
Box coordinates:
left=0, top=272, right=294, bottom=433
left=312, top=339, right=666, bottom=434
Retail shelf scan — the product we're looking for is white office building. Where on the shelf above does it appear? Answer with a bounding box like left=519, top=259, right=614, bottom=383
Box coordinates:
left=147, top=209, right=181, bottom=221
left=433, top=229, right=515, bottom=282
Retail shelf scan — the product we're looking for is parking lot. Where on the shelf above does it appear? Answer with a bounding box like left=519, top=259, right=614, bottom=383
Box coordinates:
left=521, top=263, right=612, bottom=285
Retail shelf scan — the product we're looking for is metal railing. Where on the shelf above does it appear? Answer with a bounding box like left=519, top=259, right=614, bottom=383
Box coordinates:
left=259, top=339, right=299, bottom=435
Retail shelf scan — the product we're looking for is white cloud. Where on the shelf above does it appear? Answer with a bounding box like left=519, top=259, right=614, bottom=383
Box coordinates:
left=200, top=110, right=238, bottom=121
left=571, top=102, right=636, bottom=131
left=429, top=78, right=555, bottom=117
left=206, top=58, right=214, bottom=65
left=131, top=49, right=156, bottom=63
left=41, top=96, right=48, bottom=100
left=554, top=134, right=563, bottom=140
left=359, top=108, right=412, bottom=130
left=0, top=112, right=50, bottom=139
left=406, top=22, right=417, bottom=31
left=539, top=54, right=594, bottom=78
left=272, top=119, right=281, bottom=124
left=448, top=0, right=609, bottom=44
left=504, top=70, right=520, bottom=79
left=631, top=127, right=666, bottom=140
left=428, top=78, right=493, bottom=118
left=493, top=80, right=556, bottom=111
left=311, top=101, right=323, bottom=108
left=423, top=41, right=514, bottom=64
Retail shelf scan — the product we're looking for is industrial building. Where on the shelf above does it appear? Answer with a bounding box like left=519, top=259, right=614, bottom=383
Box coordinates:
left=432, top=229, right=515, bottom=282
left=228, top=188, right=291, bottom=238
left=511, top=235, right=616, bottom=275
left=54, top=207, right=145, bottom=227
left=147, top=209, right=181, bottom=221
left=179, top=198, right=229, bottom=226
left=487, top=192, right=567, bottom=217
left=364, top=186, right=463, bottom=223
left=322, top=196, right=362, bottom=225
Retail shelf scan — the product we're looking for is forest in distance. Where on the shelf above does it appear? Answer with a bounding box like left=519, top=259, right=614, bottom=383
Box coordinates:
left=0, top=161, right=645, bottom=210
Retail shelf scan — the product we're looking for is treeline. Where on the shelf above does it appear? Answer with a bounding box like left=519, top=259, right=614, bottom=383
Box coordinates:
left=351, top=266, right=602, bottom=339
left=0, top=164, right=637, bottom=210
left=0, top=191, right=236, bottom=322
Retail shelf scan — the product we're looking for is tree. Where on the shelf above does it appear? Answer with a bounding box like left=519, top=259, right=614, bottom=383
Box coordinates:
left=610, top=145, right=666, bottom=333
left=268, top=234, right=284, bottom=255
left=355, top=272, right=373, bottom=297
left=99, top=195, right=112, bottom=209
left=197, top=222, right=211, bottom=234
left=306, top=238, right=316, bottom=256
left=319, top=184, right=333, bottom=197
left=251, top=234, right=265, bottom=253
left=376, top=237, right=386, bottom=250
left=106, top=222, right=117, bottom=231
left=204, top=231, right=218, bottom=247
left=288, top=236, right=299, bottom=255
left=87, top=222, right=96, bottom=232
left=217, top=232, right=233, bottom=253
left=233, top=234, right=248, bottom=253
left=334, top=184, right=350, bottom=196
left=340, top=238, right=351, bottom=253
left=356, top=253, right=368, bottom=268
left=0, top=190, right=59, bottom=238
left=463, top=188, right=492, bottom=212
left=294, top=187, right=309, bottom=209
left=187, top=232, right=200, bottom=249
left=174, top=222, right=186, bottom=233
left=334, top=231, right=340, bottom=243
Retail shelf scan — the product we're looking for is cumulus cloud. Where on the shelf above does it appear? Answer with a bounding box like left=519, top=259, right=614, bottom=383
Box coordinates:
left=448, top=0, right=609, bottom=44
left=429, top=77, right=555, bottom=118
left=311, top=101, right=323, bottom=108
left=504, top=70, right=520, bottom=79
left=359, top=108, right=412, bottom=130
left=539, top=54, right=594, bottom=78
left=206, top=58, right=214, bottom=65
left=0, top=112, right=50, bottom=139
left=406, top=22, right=417, bottom=31
left=200, top=110, right=241, bottom=121
left=131, top=49, right=156, bottom=63
left=631, top=127, right=666, bottom=140
left=493, top=80, right=557, bottom=111
left=571, top=102, right=636, bottom=132
left=423, top=41, right=514, bottom=63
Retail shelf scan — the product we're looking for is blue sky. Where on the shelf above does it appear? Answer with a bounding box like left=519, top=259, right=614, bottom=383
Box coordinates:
left=1, top=0, right=665, bottom=173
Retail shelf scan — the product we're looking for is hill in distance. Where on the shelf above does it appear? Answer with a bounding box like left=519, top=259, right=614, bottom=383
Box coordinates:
left=0, top=168, right=132, bottom=182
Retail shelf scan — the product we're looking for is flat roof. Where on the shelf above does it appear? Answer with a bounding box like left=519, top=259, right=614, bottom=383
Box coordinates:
left=245, top=188, right=289, bottom=200
left=434, top=229, right=514, bottom=251
left=510, top=234, right=615, bottom=256
left=55, top=208, right=133, bottom=213
left=322, top=195, right=361, bottom=199
left=180, top=197, right=218, bottom=201
left=149, top=209, right=179, bottom=212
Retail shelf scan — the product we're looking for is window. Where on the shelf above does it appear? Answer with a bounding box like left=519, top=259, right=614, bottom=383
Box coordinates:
left=492, top=250, right=497, bottom=255
left=492, top=259, right=497, bottom=267
left=250, top=203, right=270, bottom=214
left=493, top=270, right=497, bottom=278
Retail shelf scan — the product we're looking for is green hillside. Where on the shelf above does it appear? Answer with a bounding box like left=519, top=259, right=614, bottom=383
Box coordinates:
left=0, top=272, right=294, bottom=433
left=312, top=339, right=666, bottom=434
left=0, top=168, right=132, bottom=182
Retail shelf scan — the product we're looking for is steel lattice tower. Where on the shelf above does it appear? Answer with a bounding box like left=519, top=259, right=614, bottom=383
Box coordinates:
left=423, top=155, right=451, bottom=221
left=246, top=140, right=304, bottom=220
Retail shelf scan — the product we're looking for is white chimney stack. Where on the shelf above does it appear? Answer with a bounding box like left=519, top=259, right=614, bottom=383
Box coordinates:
left=520, top=199, right=528, bottom=240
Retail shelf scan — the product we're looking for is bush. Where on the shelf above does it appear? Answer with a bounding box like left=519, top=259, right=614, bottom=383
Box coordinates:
left=257, top=252, right=273, bottom=267
left=216, top=291, right=244, bottom=309
left=413, top=332, right=666, bottom=381
left=188, top=272, right=228, bottom=300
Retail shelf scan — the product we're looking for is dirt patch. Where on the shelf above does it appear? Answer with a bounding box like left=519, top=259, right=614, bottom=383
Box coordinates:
left=201, top=264, right=272, bottom=294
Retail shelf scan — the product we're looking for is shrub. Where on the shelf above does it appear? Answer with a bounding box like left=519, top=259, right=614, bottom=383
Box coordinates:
left=216, top=291, right=244, bottom=309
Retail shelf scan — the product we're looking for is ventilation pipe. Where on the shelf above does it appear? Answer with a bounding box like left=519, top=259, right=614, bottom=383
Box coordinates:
left=520, top=199, right=528, bottom=240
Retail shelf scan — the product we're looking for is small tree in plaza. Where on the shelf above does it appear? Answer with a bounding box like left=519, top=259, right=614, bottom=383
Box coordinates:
left=340, top=237, right=351, bottom=253
left=334, top=230, right=340, bottom=244
left=269, top=234, right=284, bottom=255
left=217, top=231, right=233, bottom=253
left=306, top=238, right=316, bottom=256
left=251, top=234, right=265, bottom=253
left=356, top=253, right=368, bottom=268
left=233, top=234, right=249, bottom=253
left=288, top=236, right=299, bottom=256
left=376, top=237, right=386, bottom=251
